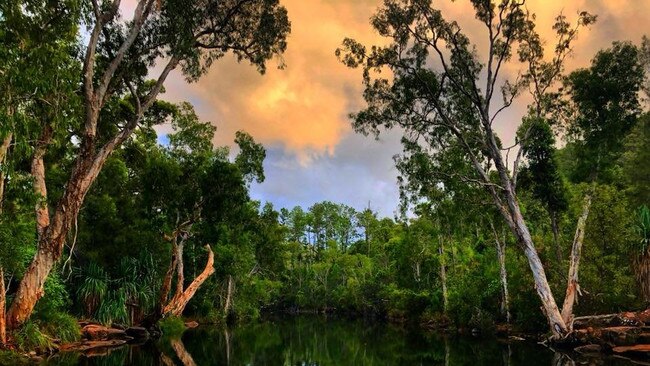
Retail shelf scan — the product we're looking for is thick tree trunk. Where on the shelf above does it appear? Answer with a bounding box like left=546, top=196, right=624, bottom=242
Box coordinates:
left=6, top=241, right=59, bottom=329
left=438, top=236, right=448, bottom=314
left=0, top=267, right=6, bottom=347
left=171, top=239, right=186, bottom=305
left=561, top=191, right=593, bottom=327
left=163, top=245, right=215, bottom=317
left=157, top=248, right=178, bottom=317
left=6, top=152, right=107, bottom=329
left=495, top=234, right=511, bottom=324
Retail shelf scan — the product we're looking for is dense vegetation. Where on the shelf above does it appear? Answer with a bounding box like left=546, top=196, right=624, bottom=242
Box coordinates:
left=0, top=0, right=649, bottom=353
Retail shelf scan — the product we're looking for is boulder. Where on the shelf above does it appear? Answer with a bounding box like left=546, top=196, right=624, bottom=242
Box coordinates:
left=185, top=321, right=199, bottom=328
left=638, top=309, right=650, bottom=324
left=60, top=339, right=127, bottom=353
left=612, top=344, right=650, bottom=357
left=574, top=344, right=602, bottom=355
left=82, top=324, right=128, bottom=341
left=600, top=326, right=642, bottom=346
left=125, top=326, right=149, bottom=340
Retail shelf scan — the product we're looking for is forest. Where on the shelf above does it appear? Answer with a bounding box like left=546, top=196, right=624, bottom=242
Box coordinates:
left=0, top=0, right=650, bottom=362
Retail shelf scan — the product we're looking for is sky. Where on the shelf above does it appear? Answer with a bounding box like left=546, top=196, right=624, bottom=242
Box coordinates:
left=134, top=0, right=650, bottom=218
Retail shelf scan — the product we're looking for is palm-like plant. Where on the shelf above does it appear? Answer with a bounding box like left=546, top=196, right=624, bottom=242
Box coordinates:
left=96, top=288, right=129, bottom=326
left=76, top=263, right=108, bottom=318
left=116, top=256, right=157, bottom=325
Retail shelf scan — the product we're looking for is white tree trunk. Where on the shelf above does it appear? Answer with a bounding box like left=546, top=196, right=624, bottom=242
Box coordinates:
left=561, top=190, right=593, bottom=327
left=224, top=275, right=234, bottom=315
left=163, top=245, right=215, bottom=317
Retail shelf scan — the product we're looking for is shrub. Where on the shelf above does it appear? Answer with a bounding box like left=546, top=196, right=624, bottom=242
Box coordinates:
left=14, top=321, right=51, bottom=352
left=39, top=312, right=81, bottom=343
left=96, top=289, right=128, bottom=326
left=158, top=316, right=186, bottom=338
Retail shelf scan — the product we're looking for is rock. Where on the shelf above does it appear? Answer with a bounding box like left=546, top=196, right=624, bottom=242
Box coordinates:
left=612, top=344, right=650, bottom=357
left=620, top=312, right=644, bottom=327
left=574, top=344, right=602, bottom=354
left=60, top=339, right=127, bottom=353
left=185, top=321, right=199, bottom=328
left=111, top=323, right=127, bottom=330
left=125, top=326, right=149, bottom=340
left=82, top=324, right=128, bottom=341
left=601, top=326, right=642, bottom=346
left=638, top=309, right=650, bottom=324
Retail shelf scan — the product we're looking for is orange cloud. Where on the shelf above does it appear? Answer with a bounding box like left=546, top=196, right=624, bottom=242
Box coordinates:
left=154, top=0, right=650, bottom=162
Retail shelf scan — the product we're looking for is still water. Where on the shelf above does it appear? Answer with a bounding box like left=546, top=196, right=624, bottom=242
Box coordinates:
left=46, top=316, right=636, bottom=365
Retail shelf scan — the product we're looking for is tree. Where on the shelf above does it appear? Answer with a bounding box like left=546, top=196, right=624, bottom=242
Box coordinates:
left=558, top=42, right=645, bottom=322
left=6, top=0, right=290, bottom=329
left=338, top=0, right=594, bottom=337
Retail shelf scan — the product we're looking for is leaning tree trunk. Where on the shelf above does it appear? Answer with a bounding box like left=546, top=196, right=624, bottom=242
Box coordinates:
left=561, top=191, right=593, bottom=327
left=502, top=189, right=569, bottom=338
left=162, top=245, right=215, bottom=317
left=480, top=127, right=569, bottom=338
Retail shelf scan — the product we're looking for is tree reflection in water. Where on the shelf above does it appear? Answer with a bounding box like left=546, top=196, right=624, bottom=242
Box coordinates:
left=45, top=317, right=637, bottom=365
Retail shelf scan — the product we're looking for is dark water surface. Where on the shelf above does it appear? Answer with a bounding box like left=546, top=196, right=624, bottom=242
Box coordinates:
left=45, top=316, right=636, bottom=365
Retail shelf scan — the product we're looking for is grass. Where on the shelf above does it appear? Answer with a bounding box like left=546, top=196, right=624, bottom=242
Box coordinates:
left=14, top=321, right=51, bottom=352
left=39, top=312, right=81, bottom=343
left=0, top=350, right=30, bottom=365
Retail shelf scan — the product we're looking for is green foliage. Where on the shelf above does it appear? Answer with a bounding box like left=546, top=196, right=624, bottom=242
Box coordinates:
left=0, top=350, right=29, bottom=365
left=620, top=114, right=650, bottom=207
left=76, top=263, right=108, bottom=317
left=158, top=316, right=186, bottom=338
left=39, top=312, right=81, bottom=343
left=14, top=321, right=51, bottom=352
left=565, top=42, right=645, bottom=183
left=96, top=290, right=129, bottom=327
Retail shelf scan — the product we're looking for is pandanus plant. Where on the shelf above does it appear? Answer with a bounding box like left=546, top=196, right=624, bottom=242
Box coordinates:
left=76, top=263, right=108, bottom=318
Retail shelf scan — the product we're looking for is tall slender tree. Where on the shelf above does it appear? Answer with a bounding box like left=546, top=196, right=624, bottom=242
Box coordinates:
left=338, top=0, right=594, bottom=337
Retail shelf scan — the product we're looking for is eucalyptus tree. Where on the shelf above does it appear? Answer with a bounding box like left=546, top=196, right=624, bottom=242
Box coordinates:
left=338, top=0, right=594, bottom=337
left=7, top=0, right=290, bottom=329
left=0, top=0, right=81, bottom=343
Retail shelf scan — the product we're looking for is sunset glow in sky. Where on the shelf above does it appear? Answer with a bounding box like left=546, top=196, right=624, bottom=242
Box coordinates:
left=143, top=0, right=650, bottom=217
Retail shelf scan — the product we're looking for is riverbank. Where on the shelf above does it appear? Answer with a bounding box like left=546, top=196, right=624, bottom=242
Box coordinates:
left=4, top=310, right=650, bottom=364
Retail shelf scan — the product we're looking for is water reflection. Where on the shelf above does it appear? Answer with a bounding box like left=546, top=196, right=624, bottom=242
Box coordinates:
left=46, top=316, right=636, bottom=366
